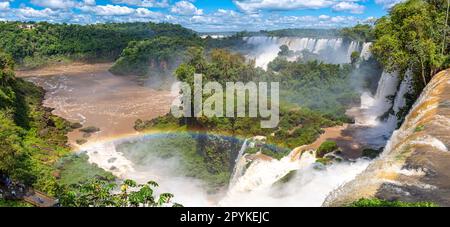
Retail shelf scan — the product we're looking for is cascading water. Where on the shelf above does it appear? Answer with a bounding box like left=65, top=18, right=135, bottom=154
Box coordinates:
left=347, top=70, right=414, bottom=149
left=244, top=36, right=367, bottom=69
left=229, top=139, right=249, bottom=187
left=346, top=41, right=360, bottom=61
left=220, top=150, right=370, bottom=207
left=360, top=42, right=372, bottom=60
left=82, top=137, right=212, bottom=207
left=323, top=69, right=450, bottom=206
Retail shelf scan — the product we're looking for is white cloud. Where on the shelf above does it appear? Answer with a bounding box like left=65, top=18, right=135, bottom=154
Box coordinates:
left=112, top=0, right=169, bottom=8
left=215, top=9, right=239, bottom=17
left=375, top=0, right=405, bottom=8
left=135, top=8, right=163, bottom=18
left=16, top=7, right=59, bottom=19
left=83, top=0, right=96, bottom=6
left=81, top=4, right=135, bottom=16
left=318, top=14, right=330, bottom=20
left=170, top=1, right=203, bottom=15
left=0, top=1, right=10, bottom=11
left=233, top=0, right=334, bottom=13
left=30, top=0, right=77, bottom=9
left=332, top=2, right=365, bottom=14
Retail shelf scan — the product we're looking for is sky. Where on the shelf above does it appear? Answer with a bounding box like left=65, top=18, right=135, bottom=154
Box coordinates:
left=0, top=0, right=405, bottom=32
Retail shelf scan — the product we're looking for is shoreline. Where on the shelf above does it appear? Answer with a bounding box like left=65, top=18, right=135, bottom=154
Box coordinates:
left=15, top=62, right=114, bottom=78
left=18, top=62, right=175, bottom=149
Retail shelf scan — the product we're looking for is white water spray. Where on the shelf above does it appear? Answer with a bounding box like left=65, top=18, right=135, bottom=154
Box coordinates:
left=220, top=150, right=370, bottom=207
left=244, top=36, right=366, bottom=69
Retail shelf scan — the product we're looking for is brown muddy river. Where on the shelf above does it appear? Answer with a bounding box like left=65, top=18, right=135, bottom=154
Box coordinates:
left=19, top=63, right=175, bottom=147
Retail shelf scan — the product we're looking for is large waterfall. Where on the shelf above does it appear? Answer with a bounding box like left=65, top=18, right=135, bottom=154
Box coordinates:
left=78, top=36, right=417, bottom=207
left=83, top=138, right=212, bottom=207
left=323, top=69, right=450, bottom=206
left=243, top=36, right=366, bottom=69
left=220, top=150, right=370, bottom=207
left=347, top=70, right=413, bottom=148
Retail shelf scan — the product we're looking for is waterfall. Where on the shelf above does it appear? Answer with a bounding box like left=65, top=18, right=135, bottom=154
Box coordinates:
left=220, top=150, right=370, bottom=207
left=244, top=36, right=362, bottom=69
left=360, top=42, right=372, bottom=60
left=84, top=141, right=135, bottom=178
left=348, top=70, right=414, bottom=148
left=346, top=41, right=360, bottom=61
left=229, top=139, right=249, bottom=187
left=323, top=69, right=450, bottom=206
left=83, top=138, right=212, bottom=206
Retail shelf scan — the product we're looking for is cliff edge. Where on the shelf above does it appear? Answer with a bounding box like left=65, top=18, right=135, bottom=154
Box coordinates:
left=324, top=69, right=450, bottom=206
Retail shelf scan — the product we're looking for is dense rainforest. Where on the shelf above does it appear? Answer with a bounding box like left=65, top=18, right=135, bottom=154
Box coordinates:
left=0, top=0, right=448, bottom=207
left=0, top=21, right=198, bottom=69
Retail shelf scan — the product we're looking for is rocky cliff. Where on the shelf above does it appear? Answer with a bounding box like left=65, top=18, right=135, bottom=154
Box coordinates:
left=324, top=69, right=450, bottom=206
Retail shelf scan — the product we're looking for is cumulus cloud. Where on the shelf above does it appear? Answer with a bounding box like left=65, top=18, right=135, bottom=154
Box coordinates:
left=15, top=7, right=60, bottom=19
left=1, top=0, right=378, bottom=31
left=83, top=0, right=96, bottom=6
left=135, top=7, right=163, bottom=18
left=375, top=0, right=405, bottom=8
left=332, top=2, right=365, bottom=14
left=81, top=4, right=135, bottom=16
left=112, top=0, right=169, bottom=8
left=170, top=1, right=203, bottom=15
left=0, top=1, right=10, bottom=11
left=233, top=0, right=334, bottom=13
left=30, top=0, right=77, bottom=9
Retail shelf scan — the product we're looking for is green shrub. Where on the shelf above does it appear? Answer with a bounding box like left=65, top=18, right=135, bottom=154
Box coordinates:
left=415, top=125, right=425, bottom=132
left=316, top=141, right=339, bottom=158
left=79, top=126, right=100, bottom=133
left=348, top=198, right=438, bottom=207
left=362, top=148, right=384, bottom=159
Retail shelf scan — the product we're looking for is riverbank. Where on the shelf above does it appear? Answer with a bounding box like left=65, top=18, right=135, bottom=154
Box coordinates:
left=16, top=62, right=175, bottom=149
left=15, top=62, right=114, bottom=78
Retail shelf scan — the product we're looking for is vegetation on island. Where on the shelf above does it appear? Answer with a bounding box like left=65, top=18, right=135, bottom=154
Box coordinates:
left=348, top=198, right=438, bottom=207
left=135, top=48, right=341, bottom=149
left=1, top=0, right=449, bottom=207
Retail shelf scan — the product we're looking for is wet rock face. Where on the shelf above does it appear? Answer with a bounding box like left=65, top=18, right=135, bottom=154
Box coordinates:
left=324, top=69, right=450, bottom=207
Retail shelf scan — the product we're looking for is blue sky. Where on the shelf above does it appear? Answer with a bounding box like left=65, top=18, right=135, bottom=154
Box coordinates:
left=0, top=0, right=404, bottom=31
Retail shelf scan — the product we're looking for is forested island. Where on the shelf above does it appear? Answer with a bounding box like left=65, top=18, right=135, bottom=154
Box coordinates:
left=1, top=0, right=449, bottom=207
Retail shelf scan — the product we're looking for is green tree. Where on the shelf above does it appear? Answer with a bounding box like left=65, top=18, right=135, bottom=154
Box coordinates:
left=57, top=179, right=180, bottom=207
left=372, top=0, right=449, bottom=88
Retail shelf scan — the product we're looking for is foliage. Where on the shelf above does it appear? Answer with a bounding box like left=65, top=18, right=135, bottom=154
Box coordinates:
left=136, top=48, right=341, bottom=150
left=0, top=199, right=33, bottom=207
left=362, top=148, right=384, bottom=159
left=348, top=198, right=438, bottom=207
left=340, top=24, right=374, bottom=42
left=79, top=126, right=100, bottom=133
left=0, top=21, right=198, bottom=69
left=267, top=57, right=359, bottom=120
left=371, top=0, right=450, bottom=89
left=273, top=170, right=297, bottom=186
left=0, top=50, right=72, bottom=195
left=263, top=29, right=340, bottom=38
left=316, top=141, right=339, bottom=158
left=110, top=35, right=202, bottom=76
left=55, top=153, right=115, bottom=187
left=57, top=179, right=179, bottom=207
left=117, top=133, right=236, bottom=190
